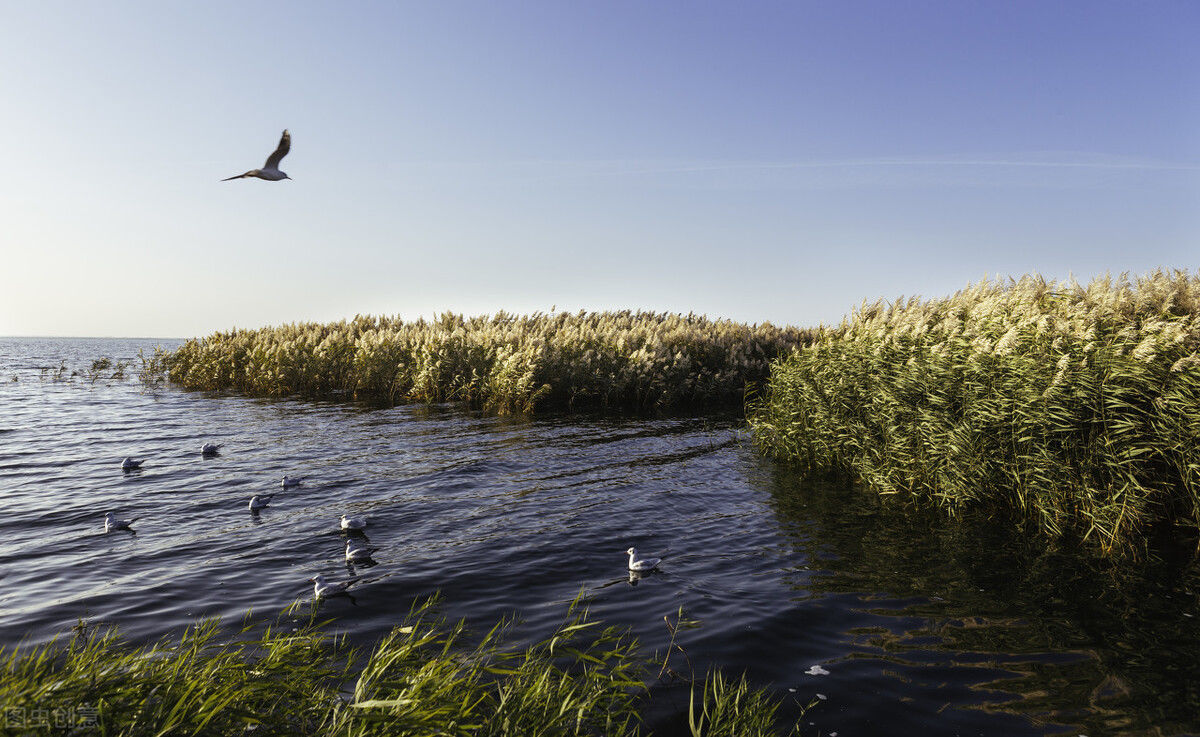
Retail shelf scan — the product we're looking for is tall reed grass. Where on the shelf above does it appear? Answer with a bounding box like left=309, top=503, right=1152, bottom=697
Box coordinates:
left=1, top=600, right=796, bottom=736
left=162, top=311, right=812, bottom=413
left=749, top=270, right=1200, bottom=558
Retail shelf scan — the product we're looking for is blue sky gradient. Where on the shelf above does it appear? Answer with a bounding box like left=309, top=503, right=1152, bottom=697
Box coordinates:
left=1, top=1, right=1197, bottom=336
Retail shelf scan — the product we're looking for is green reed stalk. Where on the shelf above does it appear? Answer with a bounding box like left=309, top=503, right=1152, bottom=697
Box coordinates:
left=162, top=311, right=813, bottom=413
left=749, top=270, right=1200, bottom=558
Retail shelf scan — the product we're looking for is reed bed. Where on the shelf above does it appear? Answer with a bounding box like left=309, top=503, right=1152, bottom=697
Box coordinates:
left=749, top=270, right=1200, bottom=558
left=162, top=311, right=812, bottom=413
left=1, top=601, right=795, bottom=736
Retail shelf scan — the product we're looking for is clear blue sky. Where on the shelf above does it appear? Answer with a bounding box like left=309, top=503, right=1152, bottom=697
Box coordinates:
left=1, top=1, right=1197, bottom=337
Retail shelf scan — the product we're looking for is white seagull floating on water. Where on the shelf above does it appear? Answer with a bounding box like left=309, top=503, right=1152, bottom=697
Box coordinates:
left=248, top=494, right=274, bottom=511
left=222, top=130, right=292, bottom=182
left=201, top=443, right=223, bottom=456
left=308, top=574, right=357, bottom=599
left=344, top=539, right=377, bottom=562
left=340, top=514, right=368, bottom=531
left=281, top=476, right=303, bottom=488
left=104, top=512, right=138, bottom=532
left=120, top=457, right=144, bottom=471
left=626, top=547, right=661, bottom=572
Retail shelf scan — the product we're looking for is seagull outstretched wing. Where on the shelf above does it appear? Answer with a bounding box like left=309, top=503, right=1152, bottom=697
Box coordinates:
left=264, top=129, right=291, bottom=169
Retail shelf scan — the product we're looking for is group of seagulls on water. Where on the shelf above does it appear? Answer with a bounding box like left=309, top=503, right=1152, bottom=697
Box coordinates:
left=107, top=130, right=841, bottom=689
left=110, top=444, right=663, bottom=601
left=111, top=129, right=666, bottom=597
left=110, top=445, right=378, bottom=600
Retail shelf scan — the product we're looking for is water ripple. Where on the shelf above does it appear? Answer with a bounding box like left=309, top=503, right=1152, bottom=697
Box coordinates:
left=2, top=338, right=1199, bottom=735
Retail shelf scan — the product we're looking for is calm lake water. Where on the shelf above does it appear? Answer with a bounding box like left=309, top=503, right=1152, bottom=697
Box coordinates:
left=2, top=337, right=1199, bottom=736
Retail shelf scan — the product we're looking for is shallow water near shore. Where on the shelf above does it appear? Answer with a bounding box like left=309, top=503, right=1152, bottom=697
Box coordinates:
left=2, top=337, right=1199, bottom=736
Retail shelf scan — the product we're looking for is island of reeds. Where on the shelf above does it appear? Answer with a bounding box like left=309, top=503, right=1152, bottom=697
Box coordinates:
left=1, top=600, right=799, bottom=737
left=748, top=270, right=1200, bottom=558
left=160, top=311, right=813, bottom=413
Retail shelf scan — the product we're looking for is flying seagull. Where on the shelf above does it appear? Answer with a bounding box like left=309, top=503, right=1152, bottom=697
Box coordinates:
left=222, top=130, right=292, bottom=181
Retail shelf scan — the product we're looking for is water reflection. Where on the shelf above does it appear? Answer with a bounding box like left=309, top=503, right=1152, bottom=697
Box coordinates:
left=758, top=466, right=1200, bottom=736
left=312, top=591, right=360, bottom=609
left=3, top=337, right=1200, bottom=736
left=347, top=560, right=379, bottom=576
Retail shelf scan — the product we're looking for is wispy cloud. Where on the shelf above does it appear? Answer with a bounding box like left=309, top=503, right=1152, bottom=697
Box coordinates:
left=393, top=153, right=1200, bottom=189
left=605, top=154, right=1200, bottom=175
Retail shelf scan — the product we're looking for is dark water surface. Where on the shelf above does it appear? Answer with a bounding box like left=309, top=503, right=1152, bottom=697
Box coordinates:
left=2, top=337, right=1199, bottom=736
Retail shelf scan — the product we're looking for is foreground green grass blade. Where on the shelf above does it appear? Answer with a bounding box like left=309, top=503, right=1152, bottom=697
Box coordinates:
left=1, top=601, right=801, bottom=736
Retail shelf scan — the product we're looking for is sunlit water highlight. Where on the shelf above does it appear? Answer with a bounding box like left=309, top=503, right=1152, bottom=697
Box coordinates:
left=2, top=337, right=1198, bottom=736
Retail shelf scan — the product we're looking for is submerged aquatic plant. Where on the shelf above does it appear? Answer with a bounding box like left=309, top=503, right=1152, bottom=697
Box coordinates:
left=749, top=269, right=1200, bottom=558
left=1, top=599, right=799, bottom=736
left=84, top=357, right=130, bottom=384
left=164, top=311, right=813, bottom=413
left=137, top=345, right=171, bottom=387
left=38, top=360, right=70, bottom=382
left=86, top=357, right=112, bottom=384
